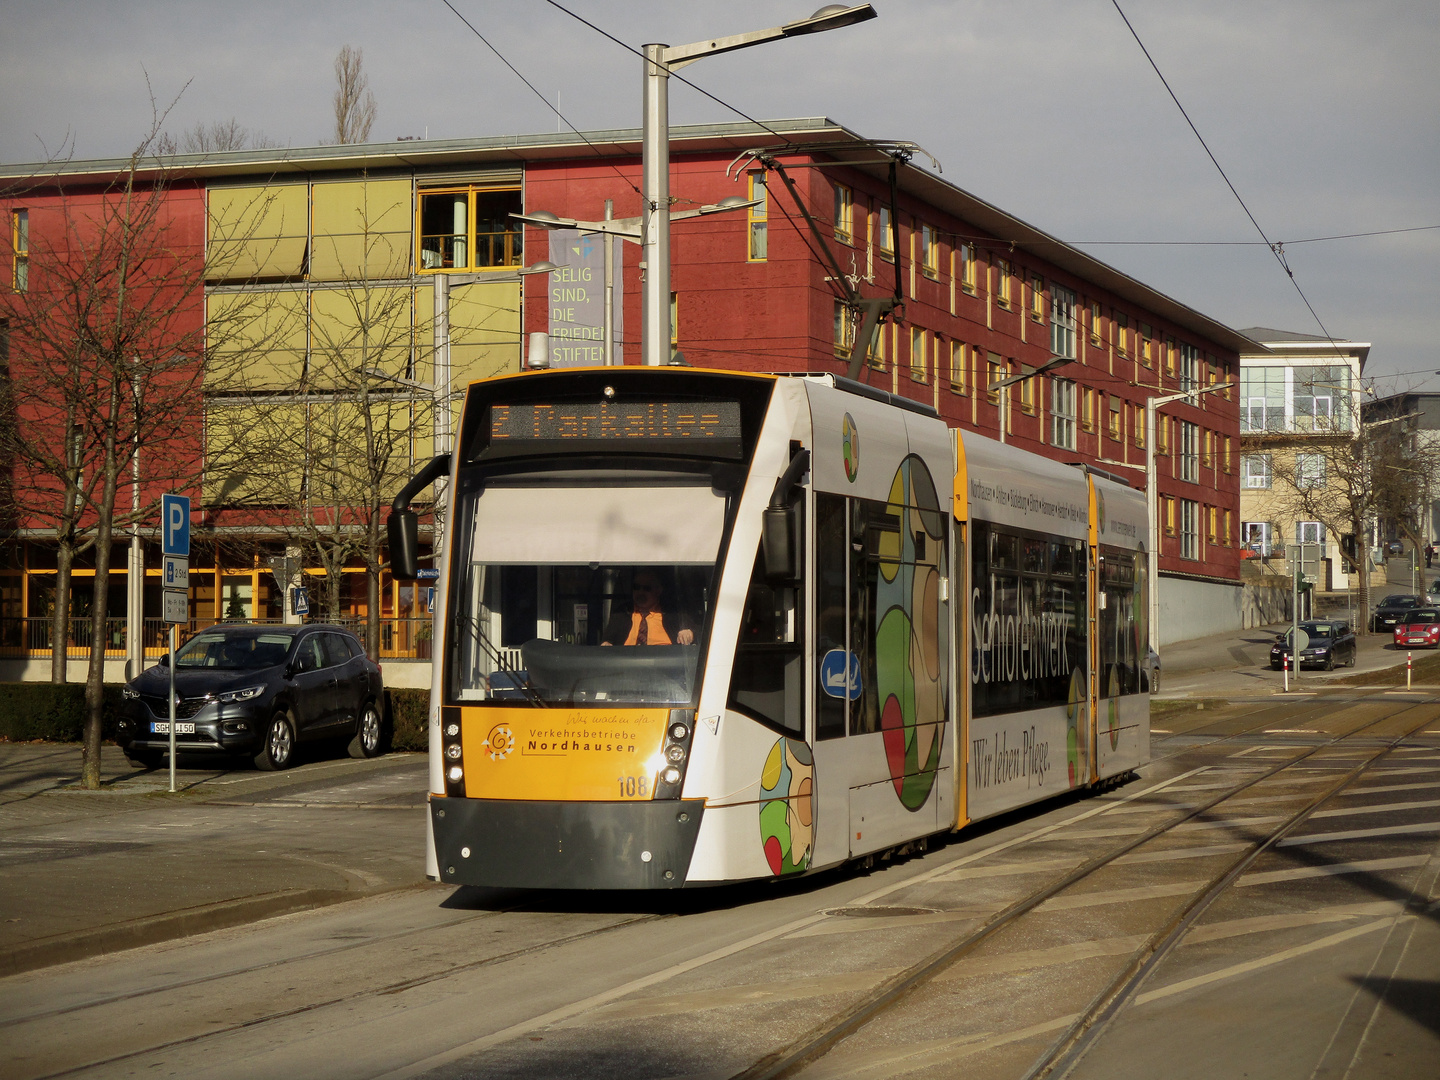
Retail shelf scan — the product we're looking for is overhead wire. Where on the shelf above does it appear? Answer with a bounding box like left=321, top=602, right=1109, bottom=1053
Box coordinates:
left=439, top=0, right=641, bottom=198
left=1110, top=0, right=1348, bottom=355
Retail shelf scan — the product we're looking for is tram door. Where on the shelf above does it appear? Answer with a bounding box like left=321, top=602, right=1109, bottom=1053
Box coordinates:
left=811, top=493, right=852, bottom=867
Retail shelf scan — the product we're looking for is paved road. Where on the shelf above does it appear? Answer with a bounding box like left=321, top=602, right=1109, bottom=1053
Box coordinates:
left=1, top=689, right=1436, bottom=1079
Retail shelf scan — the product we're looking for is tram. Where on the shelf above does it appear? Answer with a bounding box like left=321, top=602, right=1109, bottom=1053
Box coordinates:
left=387, top=366, right=1150, bottom=889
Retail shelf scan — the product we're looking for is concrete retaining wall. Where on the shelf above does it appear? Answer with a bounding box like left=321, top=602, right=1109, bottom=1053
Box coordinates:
left=1158, top=575, right=1244, bottom=646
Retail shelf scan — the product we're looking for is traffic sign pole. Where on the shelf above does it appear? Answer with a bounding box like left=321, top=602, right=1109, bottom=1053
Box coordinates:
left=160, top=494, right=190, bottom=793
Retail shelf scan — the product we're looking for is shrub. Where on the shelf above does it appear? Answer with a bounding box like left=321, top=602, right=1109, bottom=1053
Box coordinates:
left=386, top=687, right=430, bottom=752
left=0, top=683, right=123, bottom=742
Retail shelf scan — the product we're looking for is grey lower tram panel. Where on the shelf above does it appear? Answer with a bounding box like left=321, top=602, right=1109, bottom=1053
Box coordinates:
left=431, top=796, right=706, bottom=889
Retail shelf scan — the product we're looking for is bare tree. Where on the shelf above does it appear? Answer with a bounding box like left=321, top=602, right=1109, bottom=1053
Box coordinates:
left=332, top=45, right=377, bottom=145
left=169, top=119, right=281, bottom=155
left=1253, top=417, right=1440, bottom=632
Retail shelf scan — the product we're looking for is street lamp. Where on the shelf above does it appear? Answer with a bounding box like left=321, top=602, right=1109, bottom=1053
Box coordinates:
left=985, top=355, right=1076, bottom=445
left=1145, top=382, right=1234, bottom=655
left=640, top=4, right=877, bottom=366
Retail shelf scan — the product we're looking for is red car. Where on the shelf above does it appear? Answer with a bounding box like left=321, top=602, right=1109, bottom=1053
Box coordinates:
left=1393, top=608, right=1440, bottom=649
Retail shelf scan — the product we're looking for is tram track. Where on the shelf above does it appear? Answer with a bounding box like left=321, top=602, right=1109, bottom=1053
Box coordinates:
left=728, top=701, right=1440, bottom=1080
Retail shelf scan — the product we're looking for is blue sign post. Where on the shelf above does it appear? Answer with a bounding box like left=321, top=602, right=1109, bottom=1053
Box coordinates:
left=159, top=494, right=190, bottom=792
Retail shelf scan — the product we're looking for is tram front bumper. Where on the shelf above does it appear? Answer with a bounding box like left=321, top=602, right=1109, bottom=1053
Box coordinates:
left=430, top=796, right=706, bottom=890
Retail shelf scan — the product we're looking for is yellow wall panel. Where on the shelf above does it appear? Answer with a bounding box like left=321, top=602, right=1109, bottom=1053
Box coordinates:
left=204, top=400, right=309, bottom=503
left=207, top=185, right=308, bottom=282
left=309, top=179, right=413, bottom=281
left=446, top=280, right=521, bottom=388
left=207, top=290, right=308, bottom=390
left=309, top=285, right=413, bottom=387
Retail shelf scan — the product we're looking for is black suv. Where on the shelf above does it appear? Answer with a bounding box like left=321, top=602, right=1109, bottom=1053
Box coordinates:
left=116, top=624, right=385, bottom=770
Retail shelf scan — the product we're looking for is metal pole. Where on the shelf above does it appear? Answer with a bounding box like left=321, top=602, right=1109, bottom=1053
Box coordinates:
left=433, top=273, right=451, bottom=557
left=1146, top=400, right=1160, bottom=657
left=168, top=623, right=176, bottom=792
left=641, top=43, right=671, bottom=367
left=604, top=199, right=615, bottom=366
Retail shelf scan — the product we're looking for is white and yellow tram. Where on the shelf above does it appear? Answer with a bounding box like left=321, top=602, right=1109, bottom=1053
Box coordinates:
left=387, top=367, right=1150, bottom=888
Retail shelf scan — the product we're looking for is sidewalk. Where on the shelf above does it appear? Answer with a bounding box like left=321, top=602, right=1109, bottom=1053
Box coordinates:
left=0, top=744, right=433, bottom=976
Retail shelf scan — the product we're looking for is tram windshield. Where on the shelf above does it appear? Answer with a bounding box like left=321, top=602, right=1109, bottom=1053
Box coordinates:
left=448, top=480, right=725, bottom=705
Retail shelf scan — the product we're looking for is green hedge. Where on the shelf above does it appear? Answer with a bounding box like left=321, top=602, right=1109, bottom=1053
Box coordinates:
left=386, top=687, right=430, bottom=752
left=0, top=683, right=123, bottom=742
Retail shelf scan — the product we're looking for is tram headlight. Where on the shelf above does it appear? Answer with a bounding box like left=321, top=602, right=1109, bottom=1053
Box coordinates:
left=447, top=765, right=464, bottom=783
left=445, top=722, right=460, bottom=738
left=669, top=723, right=688, bottom=741
left=661, top=766, right=682, bottom=785
left=665, top=744, right=686, bottom=764
left=445, top=743, right=463, bottom=760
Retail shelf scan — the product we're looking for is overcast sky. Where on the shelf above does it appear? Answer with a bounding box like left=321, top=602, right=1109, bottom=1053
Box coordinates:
left=4, top=0, right=1436, bottom=386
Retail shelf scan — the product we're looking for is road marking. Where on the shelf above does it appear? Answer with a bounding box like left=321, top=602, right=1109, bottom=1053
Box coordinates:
left=1175, top=814, right=1287, bottom=831
left=1277, top=821, right=1440, bottom=846
left=1134, top=919, right=1398, bottom=1005
left=1229, top=745, right=1296, bottom=757
left=376, top=768, right=1215, bottom=1078
left=1344, top=779, right=1440, bottom=796
left=1039, top=880, right=1208, bottom=911
left=1116, top=842, right=1251, bottom=865
left=795, top=1014, right=1078, bottom=1080
left=787, top=908, right=993, bottom=938
left=1183, top=902, right=1404, bottom=945
left=936, top=934, right=1150, bottom=981
left=937, top=856, right=1078, bottom=881
left=1312, top=797, right=1440, bottom=818
left=1236, top=855, right=1431, bottom=887
left=567, top=968, right=904, bottom=1025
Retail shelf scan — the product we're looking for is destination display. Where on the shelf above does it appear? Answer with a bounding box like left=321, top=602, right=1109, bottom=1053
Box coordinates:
left=485, top=401, right=743, bottom=457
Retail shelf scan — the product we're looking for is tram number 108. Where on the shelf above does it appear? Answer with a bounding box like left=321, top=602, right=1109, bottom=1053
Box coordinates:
left=617, top=774, right=651, bottom=799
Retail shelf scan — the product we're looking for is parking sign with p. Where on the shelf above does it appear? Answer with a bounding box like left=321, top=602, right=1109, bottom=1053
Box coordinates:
left=162, top=494, right=190, bottom=557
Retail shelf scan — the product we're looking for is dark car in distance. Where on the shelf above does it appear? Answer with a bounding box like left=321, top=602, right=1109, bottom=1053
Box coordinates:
left=1270, top=620, right=1356, bottom=671
left=116, top=624, right=385, bottom=770
left=1372, top=594, right=1423, bottom=632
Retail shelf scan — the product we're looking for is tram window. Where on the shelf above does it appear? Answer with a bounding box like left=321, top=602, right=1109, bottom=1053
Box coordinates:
left=816, top=494, right=848, bottom=741
left=729, top=551, right=804, bottom=735
left=990, top=531, right=1018, bottom=571
left=1022, top=537, right=1047, bottom=574
left=1098, top=547, right=1142, bottom=698
left=849, top=500, right=882, bottom=735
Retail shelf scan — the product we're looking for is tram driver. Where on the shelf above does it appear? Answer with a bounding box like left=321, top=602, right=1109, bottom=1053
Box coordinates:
left=601, top=569, right=695, bottom=646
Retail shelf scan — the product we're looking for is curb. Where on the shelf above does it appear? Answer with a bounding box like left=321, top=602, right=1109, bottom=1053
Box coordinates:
left=0, top=887, right=354, bottom=978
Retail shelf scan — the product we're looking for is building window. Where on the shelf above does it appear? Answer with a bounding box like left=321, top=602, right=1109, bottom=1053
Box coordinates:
left=910, top=327, right=928, bottom=382
left=921, top=224, right=938, bottom=279
left=1164, top=337, right=1177, bottom=378
left=1222, top=435, right=1233, bottom=473
left=670, top=292, right=679, bottom=346
left=1242, top=453, right=1272, bottom=489
left=834, top=183, right=854, bottom=244
left=1133, top=405, right=1146, bottom=448
left=747, top=172, right=767, bottom=261
left=1297, top=521, right=1323, bottom=545
left=1139, top=322, right=1154, bottom=368
left=1114, top=312, right=1129, bottom=356
left=959, top=243, right=976, bottom=293
left=1030, top=274, right=1045, bottom=322
left=1178, top=342, right=1199, bottom=392
left=1296, top=452, right=1326, bottom=489
left=1050, top=284, right=1076, bottom=359
left=949, top=341, right=968, bottom=395
left=10, top=209, right=27, bottom=292
left=1157, top=414, right=1171, bottom=454
left=834, top=300, right=855, bottom=357
left=1164, top=497, right=1177, bottom=536
left=1018, top=372, right=1036, bottom=415
left=1081, top=387, right=1097, bottom=432
left=1052, top=378, right=1077, bottom=450
left=1089, top=300, right=1103, bottom=346
left=1201, top=429, right=1214, bottom=468
left=1206, top=506, right=1219, bottom=545
left=1107, top=395, right=1122, bottom=440
left=1180, top=499, right=1200, bottom=559
left=1242, top=521, right=1271, bottom=555
left=1178, top=421, right=1199, bottom=481
left=877, top=205, right=894, bottom=262
left=987, top=353, right=1003, bottom=404
left=995, top=259, right=1012, bottom=307
left=418, top=186, right=523, bottom=271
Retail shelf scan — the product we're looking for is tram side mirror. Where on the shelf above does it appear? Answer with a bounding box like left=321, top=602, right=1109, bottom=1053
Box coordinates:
left=388, top=509, right=420, bottom=581
left=762, top=502, right=803, bottom=585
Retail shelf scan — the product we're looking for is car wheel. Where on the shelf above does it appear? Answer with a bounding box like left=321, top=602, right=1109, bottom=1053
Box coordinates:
left=125, top=748, right=163, bottom=769
left=348, top=700, right=384, bottom=759
left=1325, top=655, right=1334, bottom=671
left=255, top=712, right=296, bottom=771
left=1270, top=662, right=1281, bottom=671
